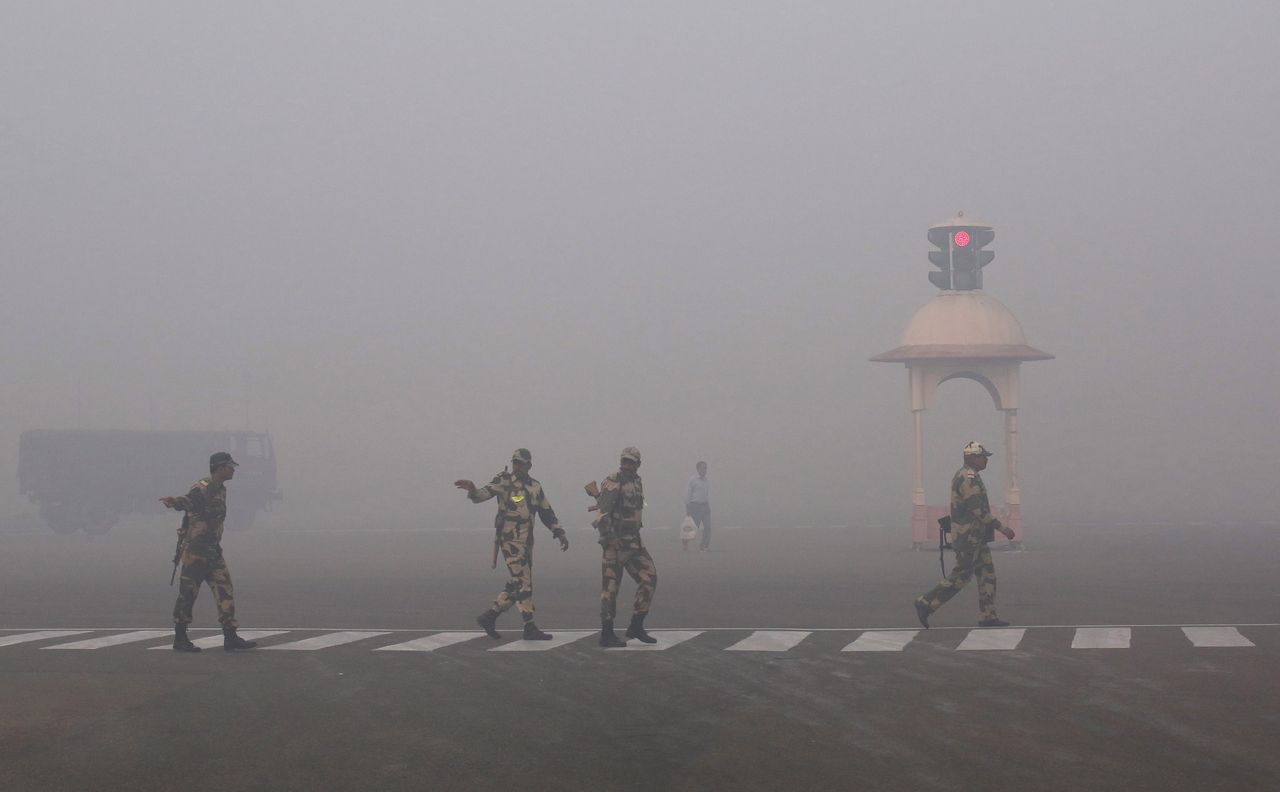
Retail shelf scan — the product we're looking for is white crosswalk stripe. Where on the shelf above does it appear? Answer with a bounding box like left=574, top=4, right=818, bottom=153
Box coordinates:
left=0, top=630, right=92, bottom=647
left=147, top=630, right=290, bottom=650
left=1, top=626, right=1273, bottom=654
left=490, top=631, right=595, bottom=652
left=264, top=631, right=391, bottom=651
left=606, top=630, right=703, bottom=651
left=43, top=630, right=171, bottom=650
left=375, top=632, right=484, bottom=652
left=843, top=631, right=919, bottom=652
left=725, top=630, right=811, bottom=652
left=1182, top=627, right=1254, bottom=647
left=956, top=628, right=1026, bottom=651
left=1071, top=627, right=1131, bottom=649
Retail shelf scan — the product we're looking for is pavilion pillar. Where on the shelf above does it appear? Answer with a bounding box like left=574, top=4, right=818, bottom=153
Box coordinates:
left=1003, top=408, right=1023, bottom=543
left=910, top=409, right=929, bottom=547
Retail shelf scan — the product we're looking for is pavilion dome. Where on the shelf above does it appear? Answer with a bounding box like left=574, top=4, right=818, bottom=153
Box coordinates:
left=904, top=291, right=1026, bottom=345
left=871, top=291, right=1053, bottom=363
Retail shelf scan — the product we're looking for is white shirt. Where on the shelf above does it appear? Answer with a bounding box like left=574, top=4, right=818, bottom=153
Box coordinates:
left=685, top=474, right=710, bottom=505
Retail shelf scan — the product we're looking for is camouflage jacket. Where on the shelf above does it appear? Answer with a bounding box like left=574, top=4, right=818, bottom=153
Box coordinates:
left=469, top=471, right=564, bottom=540
left=594, top=472, right=643, bottom=543
left=949, top=465, right=1001, bottom=548
left=169, top=477, right=228, bottom=549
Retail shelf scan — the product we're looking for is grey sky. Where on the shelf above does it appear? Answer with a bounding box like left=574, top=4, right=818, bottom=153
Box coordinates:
left=3, top=2, right=1278, bottom=530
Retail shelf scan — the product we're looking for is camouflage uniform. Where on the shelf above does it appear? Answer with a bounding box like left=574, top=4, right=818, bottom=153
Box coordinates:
left=170, top=477, right=239, bottom=628
left=470, top=469, right=565, bottom=622
left=918, top=465, right=1003, bottom=621
left=595, top=468, right=657, bottom=622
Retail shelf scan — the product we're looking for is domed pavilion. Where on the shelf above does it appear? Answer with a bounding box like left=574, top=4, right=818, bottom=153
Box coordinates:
left=871, top=214, right=1053, bottom=548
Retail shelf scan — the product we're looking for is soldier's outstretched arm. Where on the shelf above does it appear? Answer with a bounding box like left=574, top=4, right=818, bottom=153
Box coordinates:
left=161, top=485, right=205, bottom=513
left=460, top=473, right=503, bottom=504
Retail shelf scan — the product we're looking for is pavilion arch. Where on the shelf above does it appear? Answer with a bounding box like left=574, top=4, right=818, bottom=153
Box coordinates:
left=937, top=371, right=1004, bottom=411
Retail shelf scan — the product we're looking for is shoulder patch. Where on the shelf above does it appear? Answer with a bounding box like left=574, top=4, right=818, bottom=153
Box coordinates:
left=963, top=470, right=976, bottom=479
left=602, top=479, right=620, bottom=492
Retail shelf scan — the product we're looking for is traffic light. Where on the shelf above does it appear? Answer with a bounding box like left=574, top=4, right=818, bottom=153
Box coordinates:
left=927, top=227, right=952, bottom=290
left=927, top=219, right=994, bottom=291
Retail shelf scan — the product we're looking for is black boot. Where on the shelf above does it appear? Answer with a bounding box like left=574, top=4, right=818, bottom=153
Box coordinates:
left=522, top=621, right=553, bottom=641
left=476, top=610, right=501, bottom=639
left=173, top=624, right=201, bottom=653
left=223, top=627, right=258, bottom=651
left=914, top=598, right=932, bottom=629
left=599, top=620, right=627, bottom=648
left=625, top=613, right=657, bottom=644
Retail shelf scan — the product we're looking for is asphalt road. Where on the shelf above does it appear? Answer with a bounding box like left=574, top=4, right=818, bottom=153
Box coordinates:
left=2, top=518, right=1278, bottom=791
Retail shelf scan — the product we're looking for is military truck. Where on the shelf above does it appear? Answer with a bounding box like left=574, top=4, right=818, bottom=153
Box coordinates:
left=18, top=430, right=281, bottom=535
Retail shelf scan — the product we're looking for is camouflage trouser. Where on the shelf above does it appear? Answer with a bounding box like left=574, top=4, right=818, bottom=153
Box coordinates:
left=492, top=522, right=536, bottom=622
left=919, top=542, right=997, bottom=620
left=173, top=547, right=238, bottom=628
left=600, top=535, right=657, bottom=622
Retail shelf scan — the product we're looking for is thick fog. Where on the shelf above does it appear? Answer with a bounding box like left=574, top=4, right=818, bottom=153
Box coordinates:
left=3, top=2, right=1278, bottom=532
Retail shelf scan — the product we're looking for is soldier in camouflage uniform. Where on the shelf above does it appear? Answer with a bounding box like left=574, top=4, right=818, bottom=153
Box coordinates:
left=456, top=448, right=568, bottom=641
left=594, top=447, right=657, bottom=647
left=160, top=452, right=258, bottom=652
left=915, top=442, right=1016, bottom=628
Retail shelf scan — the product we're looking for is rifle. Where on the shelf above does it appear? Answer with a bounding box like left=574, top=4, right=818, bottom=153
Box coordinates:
left=492, top=510, right=501, bottom=570
left=585, top=479, right=627, bottom=547
left=170, top=514, right=189, bottom=585
left=936, top=516, right=952, bottom=576
left=491, top=467, right=510, bottom=570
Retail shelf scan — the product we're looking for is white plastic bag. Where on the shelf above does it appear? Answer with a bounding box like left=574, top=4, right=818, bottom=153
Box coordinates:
left=679, top=516, right=697, bottom=540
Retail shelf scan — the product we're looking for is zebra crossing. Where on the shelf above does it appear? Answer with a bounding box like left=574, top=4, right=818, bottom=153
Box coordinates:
left=0, top=625, right=1270, bottom=653
left=1070, top=627, right=1131, bottom=649
left=843, top=631, right=919, bottom=652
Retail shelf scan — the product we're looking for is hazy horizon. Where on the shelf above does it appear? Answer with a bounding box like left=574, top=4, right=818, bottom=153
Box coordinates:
left=4, top=2, right=1278, bottom=532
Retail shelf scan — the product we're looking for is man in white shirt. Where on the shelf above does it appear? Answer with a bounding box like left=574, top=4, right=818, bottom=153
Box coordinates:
left=685, top=461, right=712, bottom=551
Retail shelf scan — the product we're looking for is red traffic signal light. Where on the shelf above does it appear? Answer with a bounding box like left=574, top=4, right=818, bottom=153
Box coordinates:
left=927, top=216, right=993, bottom=291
